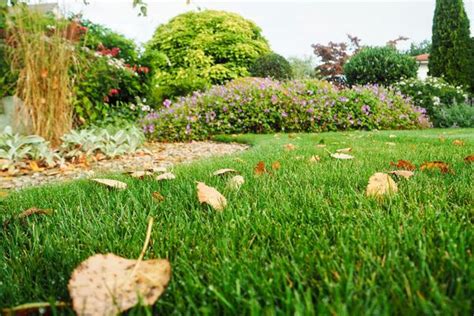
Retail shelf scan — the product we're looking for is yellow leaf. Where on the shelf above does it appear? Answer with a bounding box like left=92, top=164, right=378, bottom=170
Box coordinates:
left=309, top=155, right=320, bottom=163
left=336, top=147, right=352, bottom=153
left=389, top=170, right=415, bottom=179
left=453, top=139, right=465, bottom=146
left=284, top=143, right=296, bottom=151
left=271, top=161, right=281, bottom=170
left=152, top=191, right=165, bottom=202
left=212, top=168, right=237, bottom=176
left=330, top=153, right=354, bottom=160
left=196, top=182, right=227, bottom=211
left=129, top=171, right=153, bottom=179
left=366, top=172, right=398, bottom=198
left=156, top=172, right=176, bottom=181
left=227, top=175, right=245, bottom=190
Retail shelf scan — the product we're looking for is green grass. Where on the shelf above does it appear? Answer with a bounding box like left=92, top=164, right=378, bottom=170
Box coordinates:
left=1, top=129, right=473, bottom=315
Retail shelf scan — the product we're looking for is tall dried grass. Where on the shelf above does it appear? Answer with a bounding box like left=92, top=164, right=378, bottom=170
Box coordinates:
left=6, top=5, right=77, bottom=145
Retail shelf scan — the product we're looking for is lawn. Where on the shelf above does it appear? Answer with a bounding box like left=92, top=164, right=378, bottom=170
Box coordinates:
left=1, top=129, right=473, bottom=315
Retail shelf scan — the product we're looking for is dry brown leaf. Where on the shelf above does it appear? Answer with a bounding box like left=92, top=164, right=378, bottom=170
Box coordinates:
left=336, top=147, right=352, bottom=153
left=150, top=166, right=167, bottom=174
left=420, top=161, right=452, bottom=174
left=254, top=161, right=267, bottom=175
left=18, top=207, right=53, bottom=219
left=309, top=155, right=320, bottom=163
left=390, top=160, right=416, bottom=171
left=227, top=175, right=245, bottom=190
left=366, top=172, right=398, bottom=198
left=464, top=155, right=474, bottom=163
left=330, top=153, right=354, bottom=160
left=68, top=254, right=171, bottom=316
left=212, top=168, right=237, bottom=176
left=156, top=172, right=176, bottom=181
left=130, top=171, right=153, bottom=179
left=284, top=143, right=296, bottom=151
left=389, top=170, right=415, bottom=179
left=271, top=161, right=281, bottom=170
left=152, top=192, right=165, bottom=202
left=91, top=179, right=127, bottom=190
left=196, top=182, right=227, bottom=211
left=453, top=139, right=465, bottom=146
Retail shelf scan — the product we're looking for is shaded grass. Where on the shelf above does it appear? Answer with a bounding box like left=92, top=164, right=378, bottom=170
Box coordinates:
left=0, top=129, right=473, bottom=315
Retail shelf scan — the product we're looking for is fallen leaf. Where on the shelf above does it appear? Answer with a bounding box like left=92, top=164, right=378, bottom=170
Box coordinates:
left=389, top=170, right=415, bottom=179
left=366, top=172, right=398, bottom=198
left=212, top=168, right=237, bottom=176
left=295, top=156, right=305, bottom=160
left=196, top=182, right=227, bottom=211
left=309, top=155, right=320, bottom=163
left=0, top=191, right=8, bottom=198
left=389, top=134, right=397, bottom=138
left=18, top=207, right=53, bottom=219
left=390, top=160, right=416, bottom=171
left=130, top=171, right=153, bottom=179
left=156, top=172, right=176, bottom=181
left=316, top=144, right=326, bottom=148
left=453, top=139, right=465, bottom=146
left=420, top=161, right=452, bottom=174
left=68, top=253, right=171, bottom=316
left=29, top=161, right=44, bottom=172
left=284, top=143, right=296, bottom=151
left=150, top=166, right=167, bottom=173
left=271, top=161, right=281, bottom=170
left=91, top=179, right=127, bottom=190
left=254, top=161, right=267, bottom=175
left=331, top=153, right=354, bottom=160
left=227, top=175, right=245, bottom=190
left=385, top=142, right=396, bottom=146
left=336, top=147, right=352, bottom=153
left=464, top=155, right=474, bottom=163
left=152, top=192, right=165, bottom=202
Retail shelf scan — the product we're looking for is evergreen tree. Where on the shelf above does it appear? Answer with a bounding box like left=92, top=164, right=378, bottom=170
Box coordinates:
left=429, top=0, right=472, bottom=90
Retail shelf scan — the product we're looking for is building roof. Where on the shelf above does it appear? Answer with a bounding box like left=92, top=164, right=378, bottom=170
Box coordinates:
left=415, top=53, right=429, bottom=62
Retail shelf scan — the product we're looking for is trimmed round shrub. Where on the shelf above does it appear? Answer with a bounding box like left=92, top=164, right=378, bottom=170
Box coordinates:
left=250, top=53, right=293, bottom=80
left=393, top=76, right=467, bottom=118
left=145, top=10, right=271, bottom=101
left=141, top=78, right=430, bottom=141
left=344, top=47, right=417, bottom=86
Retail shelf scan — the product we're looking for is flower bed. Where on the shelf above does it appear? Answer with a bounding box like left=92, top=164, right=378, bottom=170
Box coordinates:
left=142, top=78, right=430, bottom=141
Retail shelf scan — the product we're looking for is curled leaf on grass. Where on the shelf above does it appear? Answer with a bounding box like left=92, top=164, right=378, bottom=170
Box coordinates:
left=464, top=155, right=474, bottom=163
left=156, top=172, right=176, bottom=181
left=284, top=143, right=296, bottom=151
left=330, top=153, right=354, bottom=160
left=420, top=161, right=453, bottom=174
left=390, top=160, right=416, bottom=171
left=336, top=147, right=352, bottom=153
left=129, top=171, right=154, bottom=179
left=254, top=161, right=268, bottom=175
left=389, top=170, right=415, bottom=179
left=91, top=178, right=127, bottom=190
left=227, top=175, right=245, bottom=190
left=366, top=172, right=398, bottom=198
left=68, top=218, right=171, bottom=316
left=212, top=168, right=237, bottom=176
left=196, top=182, right=227, bottom=211
left=453, top=139, right=465, bottom=146
left=271, top=161, right=281, bottom=170
left=309, top=155, right=320, bottom=163
left=3, top=207, right=53, bottom=229
left=152, top=191, right=165, bottom=202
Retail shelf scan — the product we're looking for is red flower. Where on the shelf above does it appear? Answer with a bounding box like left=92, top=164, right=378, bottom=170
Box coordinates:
left=108, top=88, right=119, bottom=96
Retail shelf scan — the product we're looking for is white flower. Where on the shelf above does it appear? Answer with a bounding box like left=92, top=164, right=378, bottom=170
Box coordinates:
left=129, top=104, right=136, bottom=111
left=141, top=105, right=151, bottom=112
left=432, top=96, right=441, bottom=106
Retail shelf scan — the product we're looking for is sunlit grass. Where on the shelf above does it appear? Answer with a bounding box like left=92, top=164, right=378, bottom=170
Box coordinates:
left=1, top=128, right=473, bottom=314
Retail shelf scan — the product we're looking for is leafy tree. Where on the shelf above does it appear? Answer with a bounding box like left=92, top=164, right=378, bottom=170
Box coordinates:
left=429, top=0, right=472, bottom=90
left=250, top=53, right=293, bottom=80
left=287, top=56, right=317, bottom=79
left=406, top=40, right=432, bottom=56
left=146, top=10, right=270, bottom=101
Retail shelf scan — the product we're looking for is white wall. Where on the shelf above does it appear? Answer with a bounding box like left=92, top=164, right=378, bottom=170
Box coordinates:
left=417, top=63, right=429, bottom=80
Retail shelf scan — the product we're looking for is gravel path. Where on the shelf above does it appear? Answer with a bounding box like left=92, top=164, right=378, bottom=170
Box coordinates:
left=0, top=141, right=248, bottom=190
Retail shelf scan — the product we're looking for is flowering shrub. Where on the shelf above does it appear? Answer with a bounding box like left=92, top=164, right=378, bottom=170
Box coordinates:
left=431, top=104, right=474, bottom=128
left=142, top=78, right=429, bottom=141
left=393, top=76, right=467, bottom=116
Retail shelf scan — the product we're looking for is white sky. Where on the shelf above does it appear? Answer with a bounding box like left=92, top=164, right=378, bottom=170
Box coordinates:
left=57, top=0, right=474, bottom=58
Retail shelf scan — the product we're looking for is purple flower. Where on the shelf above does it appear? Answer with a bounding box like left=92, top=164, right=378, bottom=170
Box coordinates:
left=163, top=99, right=172, bottom=108
left=147, top=124, right=155, bottom=133
left=271, top=95, right=278, bottom=105
left=264, top=109, right=270, bottom=113
left=361, top=105, right=371, bottom=115
left=281, top=111, right=288, bottom=118
left=339, top=97, right=349, bottom=102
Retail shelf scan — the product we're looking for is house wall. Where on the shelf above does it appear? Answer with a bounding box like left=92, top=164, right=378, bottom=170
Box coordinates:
left=417, top=62, right=429, bottom=80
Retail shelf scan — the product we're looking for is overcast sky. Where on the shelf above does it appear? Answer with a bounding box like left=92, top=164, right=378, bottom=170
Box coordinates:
left=58, top=0, right=474, bottom=58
